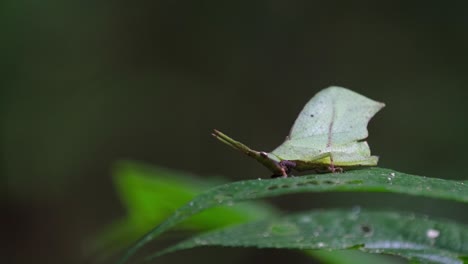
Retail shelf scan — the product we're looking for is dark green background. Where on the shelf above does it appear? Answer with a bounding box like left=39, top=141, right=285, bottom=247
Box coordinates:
left=3, top=1, right=468, bottom=263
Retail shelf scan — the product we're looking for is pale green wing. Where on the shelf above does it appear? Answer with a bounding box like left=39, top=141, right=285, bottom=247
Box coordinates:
left=327, top=141, right=379, bottom=166
left=272, top=86, right=384, bottom=163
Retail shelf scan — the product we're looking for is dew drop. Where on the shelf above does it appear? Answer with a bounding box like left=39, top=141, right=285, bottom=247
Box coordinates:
left=352, top=206, right=361, bottom=214
left=349, top=206, right=361, bottom=220
left=426, top=229, right=440, bottom=239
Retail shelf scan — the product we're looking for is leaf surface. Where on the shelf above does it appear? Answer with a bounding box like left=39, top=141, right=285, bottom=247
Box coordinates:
left=95, top=162, right=393, bottom=264
left=149, top=209, right=468, bottom=264
left=117, top=167, right=468, bottom=263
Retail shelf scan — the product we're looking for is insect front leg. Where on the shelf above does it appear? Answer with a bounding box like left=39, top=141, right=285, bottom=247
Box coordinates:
left=269, top=160, right=296, bottom=178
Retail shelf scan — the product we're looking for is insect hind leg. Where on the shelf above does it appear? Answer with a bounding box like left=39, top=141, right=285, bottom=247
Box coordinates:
left=328, top=154, right=343, bottom=173
left=312, top=152, right=343, bottom=173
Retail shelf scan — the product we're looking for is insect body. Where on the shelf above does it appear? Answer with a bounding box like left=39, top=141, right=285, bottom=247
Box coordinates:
left=212, top=86, right=385, bottom=177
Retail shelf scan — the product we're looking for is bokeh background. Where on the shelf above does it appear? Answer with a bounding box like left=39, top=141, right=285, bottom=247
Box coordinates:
left=3, top=1, right=468, bottom=263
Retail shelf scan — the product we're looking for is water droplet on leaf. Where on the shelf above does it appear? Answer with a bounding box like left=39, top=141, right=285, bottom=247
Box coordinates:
left=426, top=229, right=440, bottom=239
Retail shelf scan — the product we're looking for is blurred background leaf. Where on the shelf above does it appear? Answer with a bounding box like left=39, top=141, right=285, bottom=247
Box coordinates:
left=2, top=1, right=468, bottom=263
left=88, top=161, right=277, bottom=260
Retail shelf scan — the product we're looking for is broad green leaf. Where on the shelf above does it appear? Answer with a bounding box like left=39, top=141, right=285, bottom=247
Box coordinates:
left=117, top=167, right=468, bottom=264
left=308, top=250, right=402, bottom=264
left=213, top=87, right=384, bottom=176
left=94, top=162, right=391, bottom=264
left=149, top=209, right=468, bottom=264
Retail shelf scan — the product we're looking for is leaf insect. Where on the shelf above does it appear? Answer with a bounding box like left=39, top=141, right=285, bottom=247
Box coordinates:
left=212, top=86, right=385, bottom=178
